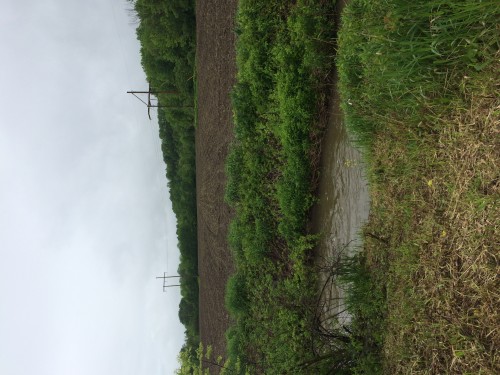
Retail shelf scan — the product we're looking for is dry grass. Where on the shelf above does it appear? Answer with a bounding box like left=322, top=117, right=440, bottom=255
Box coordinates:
left=363, top=66, right=499, bottom=374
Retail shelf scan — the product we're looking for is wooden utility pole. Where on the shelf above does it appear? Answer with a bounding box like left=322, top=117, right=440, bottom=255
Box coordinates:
left=156, top=272, right=181, bottom=292
left=127, top=84, right=179, bottom=119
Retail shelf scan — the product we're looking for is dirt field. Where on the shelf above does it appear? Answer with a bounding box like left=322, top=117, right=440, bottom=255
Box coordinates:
left=195, top=0, right=238, bottom=369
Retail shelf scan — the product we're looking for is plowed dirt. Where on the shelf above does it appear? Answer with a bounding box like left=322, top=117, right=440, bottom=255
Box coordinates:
left=195, top=0, right=238, bottom=370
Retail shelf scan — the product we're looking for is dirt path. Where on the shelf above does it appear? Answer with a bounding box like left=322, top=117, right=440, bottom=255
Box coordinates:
left=195, top=0, right=238, bottom=368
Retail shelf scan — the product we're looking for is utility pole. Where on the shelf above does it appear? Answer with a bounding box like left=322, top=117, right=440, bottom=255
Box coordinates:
left=156, top=272, right=181, bottom=292
left=127, top=84, right=180, bottom=120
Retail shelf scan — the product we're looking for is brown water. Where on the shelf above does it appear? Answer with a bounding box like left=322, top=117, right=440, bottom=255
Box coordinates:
left=311, top=88, right=370, bottom=329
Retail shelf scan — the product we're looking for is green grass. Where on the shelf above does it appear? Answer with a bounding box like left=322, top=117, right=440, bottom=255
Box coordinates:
left=338, top=0, right=499, bottom=373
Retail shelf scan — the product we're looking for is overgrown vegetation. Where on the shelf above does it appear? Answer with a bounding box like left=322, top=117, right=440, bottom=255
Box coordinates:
left=176, top=343, right=244, bottom=375
left=224, top=1, right=342, bottom=373
left=338, top=0, right=499, bottom=373
left=226, top=0, right=499, bottom=373
left=132, top=0, right=498, bottom=372
left=132, top=0, right=199, bottom=359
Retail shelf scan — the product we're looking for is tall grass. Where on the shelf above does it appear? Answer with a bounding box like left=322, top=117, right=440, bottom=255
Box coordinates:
left=338, top=0, right=499, bottom=373
left=339, top=0, right=499, bottom=145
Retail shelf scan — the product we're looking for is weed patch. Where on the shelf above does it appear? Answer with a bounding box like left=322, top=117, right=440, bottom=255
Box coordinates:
left=224, top=0, right=340, bottom=373
left=338, top=0, right=499, bottom=372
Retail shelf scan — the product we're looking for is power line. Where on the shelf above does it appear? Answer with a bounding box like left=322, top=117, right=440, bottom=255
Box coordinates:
left=107, top=0, right=134, bottom=80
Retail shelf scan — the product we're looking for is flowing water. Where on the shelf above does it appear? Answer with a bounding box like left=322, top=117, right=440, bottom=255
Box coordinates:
left=311, top=86, right=370, bottom=329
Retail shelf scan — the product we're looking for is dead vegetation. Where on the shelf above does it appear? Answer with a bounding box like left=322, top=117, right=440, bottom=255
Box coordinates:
left=365, top=68, right=500, bottom=374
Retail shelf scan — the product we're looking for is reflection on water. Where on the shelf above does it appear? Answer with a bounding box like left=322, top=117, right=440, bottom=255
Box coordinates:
left=311, top=89, right=370, bottom=329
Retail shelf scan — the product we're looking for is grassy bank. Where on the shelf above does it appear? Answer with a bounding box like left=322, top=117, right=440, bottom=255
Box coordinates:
left=224, top=0, right=343, bottom=373
left=338, top=0, right=499, bottom=373
left=132, top=0, right=199, bottom=359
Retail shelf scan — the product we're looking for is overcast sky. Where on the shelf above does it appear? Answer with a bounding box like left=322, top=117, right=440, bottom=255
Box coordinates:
left=0, top=1, right=185, bottom=374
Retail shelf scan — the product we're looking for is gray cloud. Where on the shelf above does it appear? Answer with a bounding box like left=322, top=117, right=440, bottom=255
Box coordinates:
left=0, top=1, right=184, bottom=374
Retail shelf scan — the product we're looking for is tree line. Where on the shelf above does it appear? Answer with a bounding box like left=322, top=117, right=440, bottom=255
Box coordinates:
left=131, top=0, right=199, bottom=359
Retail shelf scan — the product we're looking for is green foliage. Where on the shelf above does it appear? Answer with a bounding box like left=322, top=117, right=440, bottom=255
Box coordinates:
left=338, top=255, right=385, bottom=374
left=224, top=0, right=338, bottom=373
left=131, top=0, right=199, bottom=362
left=338, top=0, right=500, bottom=146
left=135, top=0, right=195, bottom=95
left=226, top=0, right=500, bottom=372
left=225, top=273, right=250, bottom=319
left=177, top=343, right=236, bottom=375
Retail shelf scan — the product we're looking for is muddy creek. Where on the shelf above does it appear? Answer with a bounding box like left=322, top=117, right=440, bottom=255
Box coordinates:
left=311, top=86, right=370, bottom=329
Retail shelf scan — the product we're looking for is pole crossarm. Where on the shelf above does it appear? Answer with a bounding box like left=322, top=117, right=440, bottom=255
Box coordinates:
left=156, top=272, right=181, bottom=292
left=127, top=84, right=180, bottom=120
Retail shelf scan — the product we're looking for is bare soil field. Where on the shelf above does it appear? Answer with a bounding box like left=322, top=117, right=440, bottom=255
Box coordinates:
left=195, top=0, right=238, bottom=369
